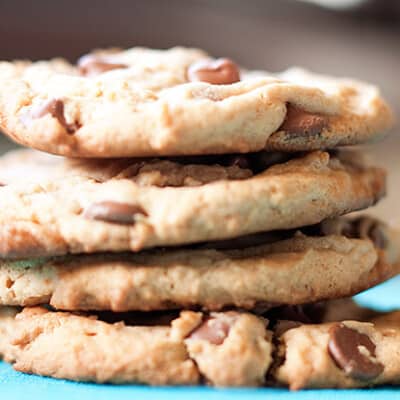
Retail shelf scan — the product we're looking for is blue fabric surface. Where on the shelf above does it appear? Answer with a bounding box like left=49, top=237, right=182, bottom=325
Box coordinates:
left=1, top=275, right=400, bottom=399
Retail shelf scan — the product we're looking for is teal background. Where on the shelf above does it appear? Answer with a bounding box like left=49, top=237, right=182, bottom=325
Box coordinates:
left=1, top=276, right=400, bottom=399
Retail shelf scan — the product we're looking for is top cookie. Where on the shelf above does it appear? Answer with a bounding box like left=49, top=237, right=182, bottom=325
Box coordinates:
left=0, top=47, right=393, bottom=157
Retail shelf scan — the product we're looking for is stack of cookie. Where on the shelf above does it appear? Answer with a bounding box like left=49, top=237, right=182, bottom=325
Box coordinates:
left=0, top=47, right=399, bottom=389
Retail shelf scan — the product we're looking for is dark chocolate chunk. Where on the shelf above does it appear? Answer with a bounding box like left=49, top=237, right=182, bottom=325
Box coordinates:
left=328, top=323, right=384, bottom=381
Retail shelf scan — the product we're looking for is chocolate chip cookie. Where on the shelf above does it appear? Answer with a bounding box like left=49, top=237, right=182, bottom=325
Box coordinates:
left=0, top=217, right=397, bottom=311
left=0, top=306, right=18, bottom=359
left=275, top=311, right=400, bottom=389
left=1, top=307, right=272, bottom=386
left=3, top=303, right=400, bottom=387
left=0, top=47, right=393, bottom=157
left=0, top=149, right=386, bottom=258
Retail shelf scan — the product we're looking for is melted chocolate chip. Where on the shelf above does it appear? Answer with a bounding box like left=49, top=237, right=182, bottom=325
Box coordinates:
left=328, top=323, right=384, bottom=381
left=78, top=54, right=128, bottom=77
left=30, top=99, right=78, bottom=134
left=187, top=313, right=238, bottom=345
left=187, top=58, right=240, bottom=85
left=279, top=105, right=327, bottom=137
left=83, top=201, right=148, bottom=224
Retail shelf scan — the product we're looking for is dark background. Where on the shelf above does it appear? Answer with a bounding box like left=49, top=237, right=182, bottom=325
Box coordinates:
left=0, top=0, right=399, bottom=221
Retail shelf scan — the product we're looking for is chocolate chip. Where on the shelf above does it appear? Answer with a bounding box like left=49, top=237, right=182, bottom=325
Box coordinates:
left=187, top=58, right=240, bottom=85
left=78, top=54, right=128, bottom=77
left=279, top=105, right=327, bottom=137
left=328, top=323, right=384, bottom=381
left=83, top=201, right=148, bottom=224
left=30, top=99, right=78, bottom=134
left=187, top=313, right=238, bottom=345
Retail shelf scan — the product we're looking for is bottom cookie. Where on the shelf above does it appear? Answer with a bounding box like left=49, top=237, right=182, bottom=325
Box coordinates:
left=1, top=307, right=272, bottom=386
left=0, top=306, right=18, bottom=358
left=2, top=300, right=400, bottom=388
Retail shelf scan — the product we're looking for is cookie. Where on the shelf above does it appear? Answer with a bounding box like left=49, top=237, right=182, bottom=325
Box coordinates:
left=0, top=47, right=393, bottom=157
left=2, top=303, right=399, bottom=387
left=0, top=306, right=18, bottom=358
left=266, top=298, right=382, bottom=334
left=275, top=311, right=400, bottom=389
left=0, top=217, right=397, bottom=311
left=0, top=149, right=386, bottom=258
left=1, top=307, right=272, bottom=386
left=317, top=298, right=382, bottom=324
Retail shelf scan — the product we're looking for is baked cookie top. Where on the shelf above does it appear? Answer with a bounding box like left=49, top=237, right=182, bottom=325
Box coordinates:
left=0, top=47, right=393, bottom=157
left=0, top=149, right=386, bottom=258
